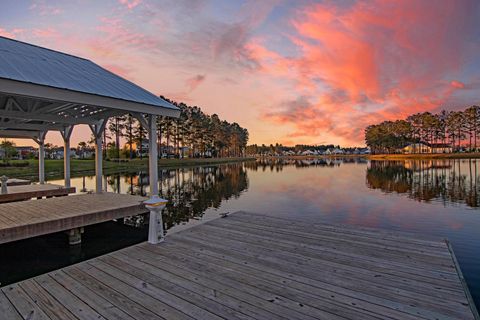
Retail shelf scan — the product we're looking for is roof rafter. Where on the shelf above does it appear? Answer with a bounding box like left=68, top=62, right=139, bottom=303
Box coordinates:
left=0, top=129, right=42, bottom=139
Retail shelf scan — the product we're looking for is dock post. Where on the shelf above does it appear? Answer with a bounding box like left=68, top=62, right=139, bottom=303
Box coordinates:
left=61, top=126, right=74, bottom=189
left=89, top=119, right=108, bottom=194
left=67, top=227, right=84, bottom=245
left=0, top=176, right=8, bottom=194
left=34, top=131, right=47, bottom=184
left=148, top=115, right=159, bottom=196
left=144, top=195, right=167, bottom=244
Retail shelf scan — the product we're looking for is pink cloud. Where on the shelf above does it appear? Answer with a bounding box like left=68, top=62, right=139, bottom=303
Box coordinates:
left=0, top=28, right=16, bottom=39
left=119, top=0, right=142, bottom=10
left=31, top=27, right=61, bottom=39
left=0, top=28, right=24, bottom=39
left=260, top=0, right=479, bottom=144
left=29, top=1, right=63, bottom=16
left=451, top=80, right=466, bottom=89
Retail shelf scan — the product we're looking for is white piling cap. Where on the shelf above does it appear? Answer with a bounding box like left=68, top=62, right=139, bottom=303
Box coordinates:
left=144, top=195, right=168, bottom=207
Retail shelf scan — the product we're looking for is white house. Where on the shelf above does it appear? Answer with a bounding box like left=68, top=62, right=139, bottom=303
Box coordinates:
left=301, top=150, right=315, bottom=155
left=402, top=143, right=431, bottom=154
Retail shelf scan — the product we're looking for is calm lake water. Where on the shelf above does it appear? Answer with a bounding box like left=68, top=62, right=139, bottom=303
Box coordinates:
left=1, top=158, right=480, bottom=309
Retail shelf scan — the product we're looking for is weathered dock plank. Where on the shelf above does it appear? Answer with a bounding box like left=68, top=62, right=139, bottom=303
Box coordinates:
left=0, top=183, right=75, bottom=204
left=6, top=179, right=30, bottom=187
left=0, top=193, right=148, bottom=244
left=1, top=211, right=478, bottom=319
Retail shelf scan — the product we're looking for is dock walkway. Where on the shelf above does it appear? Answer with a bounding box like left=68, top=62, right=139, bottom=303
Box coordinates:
left=0, top=192, right=148, bottom=244
left=1, top=211, right=478, bottom=319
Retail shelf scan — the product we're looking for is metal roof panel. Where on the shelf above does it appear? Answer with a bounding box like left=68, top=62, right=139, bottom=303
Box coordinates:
left=0, top=36, right=178, bottom=111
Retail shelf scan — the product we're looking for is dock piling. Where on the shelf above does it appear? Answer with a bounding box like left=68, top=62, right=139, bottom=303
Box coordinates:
left=67, top=227, right=84, bottom=245
left=144, top=195, right=168, bottom=244
left=0, top=176, right=8, bottom=194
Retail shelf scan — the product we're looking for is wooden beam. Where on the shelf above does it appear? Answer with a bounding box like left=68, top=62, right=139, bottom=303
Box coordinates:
left=0, top=130, right=41, bottom=139
left=0, top=78, right=181, bottom=118
left=0, top=122, right=64, bottom=131
left=0, top=109, right=100, bottom=125
left=132, top=112, right=148, bottom=129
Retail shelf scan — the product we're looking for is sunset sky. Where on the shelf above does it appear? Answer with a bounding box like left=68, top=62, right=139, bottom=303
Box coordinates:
left=1, top=0, right=480, bottom=147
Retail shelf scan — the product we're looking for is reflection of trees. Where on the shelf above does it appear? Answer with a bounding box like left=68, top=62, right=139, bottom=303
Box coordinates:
left=121, top=164, right=248, bottom=230
left=366, top=160, right=480, bottom=208
left=245, top=157, right=367, bottom=172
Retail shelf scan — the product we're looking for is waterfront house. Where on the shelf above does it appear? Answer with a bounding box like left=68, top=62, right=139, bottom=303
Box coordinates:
left=402, top=143, right=452, bottom=154
left=15, top=146, right=36, bottom=159
left=402, top=143, right=431, bottom=154
left=429, top=143, right=453, bottom=154
left=301, top=150, right=315, bottom=155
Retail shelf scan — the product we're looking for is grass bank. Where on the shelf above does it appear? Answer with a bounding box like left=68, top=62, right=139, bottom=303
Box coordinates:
left=368, top=153, right=480, bottom=160
left=0, top=157, right=255, bottom=181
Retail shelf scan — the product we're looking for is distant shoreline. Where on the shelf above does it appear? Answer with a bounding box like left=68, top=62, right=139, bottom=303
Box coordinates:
left=255, top=153, right=480, bottom=160
left=0, top=157, right=256, bottom=181
left=255, top=154, right=367, bottom=159
left=368, top=153, right=480, bottom=160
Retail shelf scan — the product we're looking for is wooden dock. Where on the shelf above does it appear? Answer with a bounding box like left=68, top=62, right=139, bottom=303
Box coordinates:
left=1, top=211, right=478, bottom=320
left=0, top=193, right=148, bottom=244
left=0, top=183, right=76, bottom=204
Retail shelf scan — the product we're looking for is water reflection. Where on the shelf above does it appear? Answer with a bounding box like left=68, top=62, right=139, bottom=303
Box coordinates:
left=245, top=157, right=367, bottom=171
left=2, top=158, right=479, bottom=309
left=367, top=159, right=480, bottom=208
left=101, top=164, right=249, bottom=230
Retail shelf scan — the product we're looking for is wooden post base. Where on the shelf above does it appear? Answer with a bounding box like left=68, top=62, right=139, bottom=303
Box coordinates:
left=67, top=227, right=84, bottom=245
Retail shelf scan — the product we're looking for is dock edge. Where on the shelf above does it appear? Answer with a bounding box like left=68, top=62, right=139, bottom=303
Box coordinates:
left=445, top=239, right=480, bottom=320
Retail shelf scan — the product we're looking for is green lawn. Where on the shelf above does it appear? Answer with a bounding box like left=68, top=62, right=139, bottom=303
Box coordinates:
left=0, top=157, right=254, bottom=181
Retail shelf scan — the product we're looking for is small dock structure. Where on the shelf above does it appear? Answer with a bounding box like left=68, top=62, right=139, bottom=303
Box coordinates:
left=0, top=192, right=148, bottom=245
left=1, top=211, right=478, bottom=319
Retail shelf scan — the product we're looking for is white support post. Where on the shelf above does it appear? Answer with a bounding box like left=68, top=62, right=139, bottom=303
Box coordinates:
left=95, top=134, right=103, bottom=193
left=144, top=196, right=167, bottom=244
left=148, top=115, right=159, bottom=196
left=61, top=126, right=74, bottom=189
left=89, top=119, right=108, bottom=194
left=39, top=141, right=45, bottom=184
left=34, top=131, right=47, bottom=184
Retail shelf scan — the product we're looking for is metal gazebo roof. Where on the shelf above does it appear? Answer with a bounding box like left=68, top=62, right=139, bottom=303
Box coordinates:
left=0, top=35, right=180, bottom=139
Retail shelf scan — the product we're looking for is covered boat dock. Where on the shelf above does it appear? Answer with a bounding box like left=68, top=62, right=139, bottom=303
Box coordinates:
left=0, top=36, right=180, bottom=244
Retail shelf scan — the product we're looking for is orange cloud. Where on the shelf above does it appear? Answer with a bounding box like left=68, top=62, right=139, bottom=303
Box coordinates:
left=0, top=29, right=16, bottom=39
left=260, top=0, right=479, bottom=145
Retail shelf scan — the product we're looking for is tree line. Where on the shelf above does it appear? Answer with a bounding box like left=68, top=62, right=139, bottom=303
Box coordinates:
left=78, top=97, right=249, bottom=159
left=365, top=106, right=480, bottom=154
left=246, top=143, right=342, bottom=155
